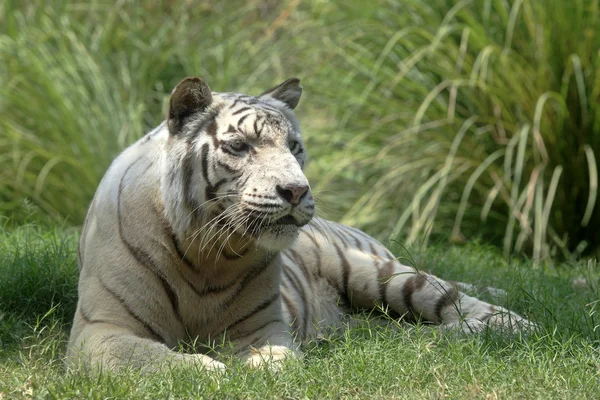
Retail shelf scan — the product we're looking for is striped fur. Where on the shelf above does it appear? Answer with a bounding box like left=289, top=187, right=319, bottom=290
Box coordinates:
left=67, top=77, right=534, bottom=373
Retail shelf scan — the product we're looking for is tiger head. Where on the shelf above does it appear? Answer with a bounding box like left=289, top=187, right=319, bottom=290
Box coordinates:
left=160, top=77, right=314, bottom=252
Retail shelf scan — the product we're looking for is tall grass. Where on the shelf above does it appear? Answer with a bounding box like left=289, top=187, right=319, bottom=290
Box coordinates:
left=2, top=0, right=600, bottom=259
left=314, top=0, right=600, bottom=259
left=0, top=1, right=315, bottom=223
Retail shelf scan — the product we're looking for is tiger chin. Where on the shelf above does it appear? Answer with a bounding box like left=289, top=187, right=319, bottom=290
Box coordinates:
left=67, top=76, right=536, bottom=374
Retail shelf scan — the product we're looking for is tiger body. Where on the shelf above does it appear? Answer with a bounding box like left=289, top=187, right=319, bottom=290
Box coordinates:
left=68, top=77, right=532, bottom=372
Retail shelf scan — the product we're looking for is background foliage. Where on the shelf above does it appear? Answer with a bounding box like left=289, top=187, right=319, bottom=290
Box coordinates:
left=2, top=0, right=600, bottom=260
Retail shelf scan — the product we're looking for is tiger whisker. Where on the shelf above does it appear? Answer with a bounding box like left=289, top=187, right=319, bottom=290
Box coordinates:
left=186, top=192, right=240, bottom=219
left=198, top=207, right=241, bottom=256
left=201, top=205, right=246, bottom=257
left=214, top=212, right=254, bottom=261
left=185, top=203, right=241, bottom=259
left=208, top=209, right=250, bottom=261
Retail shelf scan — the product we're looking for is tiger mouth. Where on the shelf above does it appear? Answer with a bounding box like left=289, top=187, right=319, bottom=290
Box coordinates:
left=270, top=215, right=302, bottom=226
left=245, top=214, right=305, bottom=232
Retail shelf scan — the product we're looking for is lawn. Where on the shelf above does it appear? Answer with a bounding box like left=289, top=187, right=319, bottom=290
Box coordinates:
left=1, top=226, right=598, bottom=399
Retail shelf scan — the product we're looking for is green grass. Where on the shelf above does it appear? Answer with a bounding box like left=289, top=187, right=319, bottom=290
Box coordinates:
left=1, top=226, right=599, bottom=399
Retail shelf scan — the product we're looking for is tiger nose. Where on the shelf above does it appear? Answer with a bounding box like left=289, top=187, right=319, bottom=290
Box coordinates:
left=276, top=184, right=309, bottom=206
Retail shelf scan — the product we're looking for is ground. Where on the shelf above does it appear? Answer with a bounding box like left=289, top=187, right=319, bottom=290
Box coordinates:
left=0, top=227, right=598, bottom=399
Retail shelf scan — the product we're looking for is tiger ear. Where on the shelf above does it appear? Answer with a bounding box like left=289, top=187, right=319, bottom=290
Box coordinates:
left=168, top=77, right=213, bottom=134
left=259, top=78, right=302, bottom=109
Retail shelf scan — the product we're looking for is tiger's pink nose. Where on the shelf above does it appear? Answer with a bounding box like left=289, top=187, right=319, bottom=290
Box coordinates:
left=276, top=184, right=309, bottom=206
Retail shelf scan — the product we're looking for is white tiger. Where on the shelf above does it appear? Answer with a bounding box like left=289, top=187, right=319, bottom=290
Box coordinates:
left=67, top=77, right=534, bottom=372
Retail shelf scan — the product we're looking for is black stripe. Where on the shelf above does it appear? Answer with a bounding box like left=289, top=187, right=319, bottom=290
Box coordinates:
left=384, top=250, right=396, bottom=261
left=206, top=120, right=218, bottom=136
left=217, top=160, right=238, bottom=174
left=230, top=318, right=283, bottom=341
left=253, top=118, right=260, bottom=137
left=228, top=292, right=280, bottom=331
left=232, top=107, right=251, bottom=115
left=170, top=219, right=241, bottom=297
left=207, top=177, right=227, bottom=200
left=98, top=276, right=165, bottom=343
left=282, top=264, right=309, bottom=338
left=237, top=174, right=251, bottom=190
left=255, top=116, right=264, bottom=137
left=479, top=308, right=496, bottom=324
left=237, top=114, right=249, bottom=127
left=401, top=276, right=425, bottom=321
left=160, top=275, right=181, bottom=322
left=181, top=149, right=196, bottom=209
left=346, top=225, right=376, bottom=242
left=172, top=233, right=197, bottom=270
left=301, top=228, right=321, bottom=249
left=369, top=242, right=382, bottom=259
left=200, top=143, right=211, bottom=184
left=333, top=242, right=351, bottom=296
left=331, top=228, right=350, bottom=249
left=117, top=159, right=183, bottom=328
left=187, top=107, right=221, bottom=145
left=433, top=286, right=459, bottom=322
left=201, top=277, right=243, bottom=296
left=222, top=253, right=276, bottom=305
left=200, top=143, right=221, bottom=201
left=194, top=253, right=274, bottom=299
left=117, top=235, right=183, bottom=327
left=344, top=229, right=364, bottom=251
left=377, top=260, right=395, bottom=305
left=287, top=248, right=312, bottom=282
left=300, top=230, right=324, bottom=277
left=281, top=291, right=301, bottom=334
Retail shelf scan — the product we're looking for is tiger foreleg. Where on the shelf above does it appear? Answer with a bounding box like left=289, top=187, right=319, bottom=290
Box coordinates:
left=67, top=323, right=226, bottom=373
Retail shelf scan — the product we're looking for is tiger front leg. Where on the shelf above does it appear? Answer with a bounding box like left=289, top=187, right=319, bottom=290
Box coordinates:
left=67, top=319, right=226, bottom=373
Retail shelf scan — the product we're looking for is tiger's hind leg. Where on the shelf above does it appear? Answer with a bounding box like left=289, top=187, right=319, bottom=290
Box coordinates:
left=299, top=220, right=535, bottom=333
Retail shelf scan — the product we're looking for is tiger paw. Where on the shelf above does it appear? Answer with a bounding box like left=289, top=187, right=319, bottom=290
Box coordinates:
left=484, top=310, right=540, bottom=333
left=245, top=345, right=297, bottom=370
left=175, top=353, right=227, bottom=372
left=442, top=318, right=488, bottom=334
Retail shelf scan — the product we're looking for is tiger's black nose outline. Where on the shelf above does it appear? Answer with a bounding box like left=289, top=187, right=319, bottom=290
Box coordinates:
left=276, top=184, right=309, bottom=206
